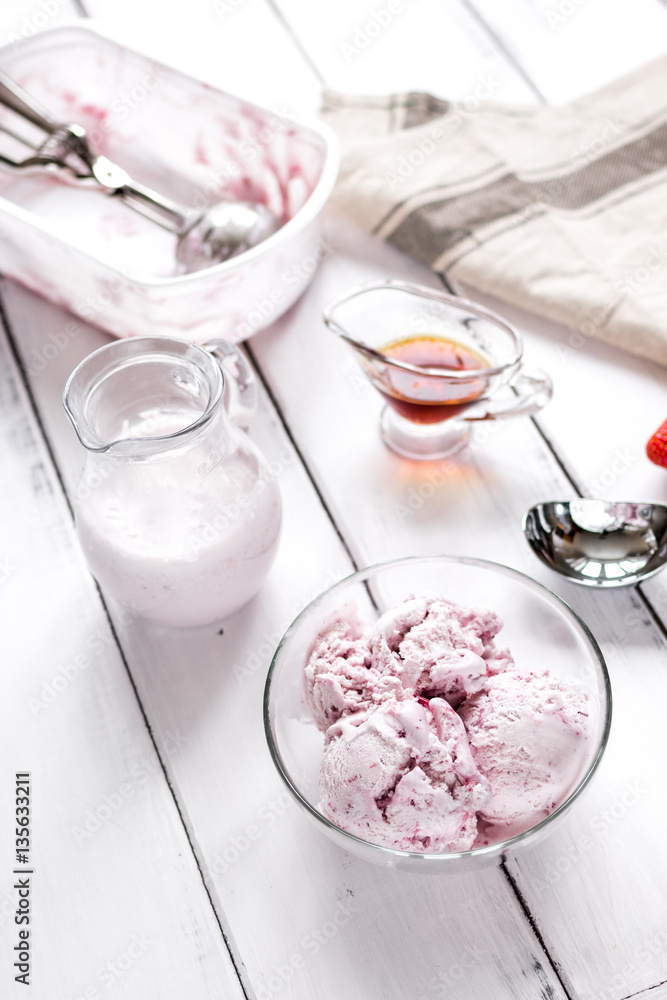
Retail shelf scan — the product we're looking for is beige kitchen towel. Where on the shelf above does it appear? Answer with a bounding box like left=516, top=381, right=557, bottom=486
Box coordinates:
left=321, top=56, right=667, bottom=366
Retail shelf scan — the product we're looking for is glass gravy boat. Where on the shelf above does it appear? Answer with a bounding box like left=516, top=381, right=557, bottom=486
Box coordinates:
left=324, top=281, right=552, bottom=460
left=63, top=336, right=281, bottom=627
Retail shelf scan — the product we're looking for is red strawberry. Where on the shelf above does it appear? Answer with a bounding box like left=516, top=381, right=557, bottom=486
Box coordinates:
left=647, top=420, right=667, bottom=468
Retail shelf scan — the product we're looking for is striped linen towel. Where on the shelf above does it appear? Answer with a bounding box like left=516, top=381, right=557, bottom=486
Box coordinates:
left=321, top=57, right=667, bottom=366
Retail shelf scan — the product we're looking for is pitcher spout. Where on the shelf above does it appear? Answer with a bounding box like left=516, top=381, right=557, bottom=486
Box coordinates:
left=63, top=379, right=111, bottom=453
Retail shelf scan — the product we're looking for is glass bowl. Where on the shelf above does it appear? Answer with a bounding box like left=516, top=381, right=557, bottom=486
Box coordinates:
left=264, top=555, right=612, bottom=872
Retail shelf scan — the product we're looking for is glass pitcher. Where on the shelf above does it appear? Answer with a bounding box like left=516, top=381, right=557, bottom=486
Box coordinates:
left=324, top=281, right=553, bottom=460
left=63, top=336, right=282, bottom=628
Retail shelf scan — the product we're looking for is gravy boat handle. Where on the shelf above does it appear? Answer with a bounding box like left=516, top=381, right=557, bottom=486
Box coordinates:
left=464, top=366, right=553, bottom=422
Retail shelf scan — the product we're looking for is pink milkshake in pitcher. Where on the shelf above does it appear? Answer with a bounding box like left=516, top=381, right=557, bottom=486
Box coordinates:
left=64, top=337, right=281, bottom=627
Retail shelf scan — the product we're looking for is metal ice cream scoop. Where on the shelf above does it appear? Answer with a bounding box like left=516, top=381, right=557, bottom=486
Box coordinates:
left=0, top=70, right=281, bottom=273
left=524, top=499, right=667, bottom=587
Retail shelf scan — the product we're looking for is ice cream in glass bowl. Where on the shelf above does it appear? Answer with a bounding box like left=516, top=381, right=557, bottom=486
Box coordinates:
left=263, top=556, right=611, bottom=871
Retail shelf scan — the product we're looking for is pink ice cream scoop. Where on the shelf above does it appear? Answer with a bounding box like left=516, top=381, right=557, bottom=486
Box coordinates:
left=371, top=596, right=513, bottom=708
left=304, top=619, right=375, bottom=732
left=304, top=595, right=511, bottom=733
left=319, top=697, right=491, bottom=852
left=304, top=606, right=422, bottom=731
left=304, top=617, right=408, bottom=731
left=459, top=669, right=594, bottom=838
left=305, top=594, right=595, bottom=853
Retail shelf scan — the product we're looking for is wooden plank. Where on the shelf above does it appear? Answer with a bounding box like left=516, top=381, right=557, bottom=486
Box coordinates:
left=466, top=0, right=667, bottom=102
left=82, top=0, right=322, bottom=117
left=0, top=293, right=247, bottom=999
left=451, top=264, right=667, bottom=642
left=5, top=3, right=667, bottom=999
left=272, top=0, right=537, bottom=102
left=450, top=280, right=667, bottom=502
left=3, top=274, right=569, bottom=1000
left=249, top=211, right=667, bottom=1000
left=418, top=0, right=667, bottom=660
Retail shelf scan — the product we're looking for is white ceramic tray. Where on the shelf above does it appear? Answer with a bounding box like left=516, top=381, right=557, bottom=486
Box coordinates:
left=0, top=24, right=339, bottom=341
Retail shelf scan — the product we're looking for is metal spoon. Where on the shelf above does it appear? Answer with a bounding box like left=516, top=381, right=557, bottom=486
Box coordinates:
left=524, top=499, right=667, bottom=587
left=0, top=70, right=281, bottom=273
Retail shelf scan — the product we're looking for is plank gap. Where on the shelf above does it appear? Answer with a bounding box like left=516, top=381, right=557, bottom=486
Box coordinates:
left=437, top=270, right=458, bottom=295
left=91, top=580, right=253, bottom=1000
left=501, top=861, right=576, bottom=1000
left=264, top=0, right=327, bottom=86
left=0, top=284, right=74, bottom=521
left=0, top=280, right=252, bottom=1000
left=246, top=340, right=360, bottom=571
left=529, top=416, right=585, bottom=497
left=621, top=979, right=667, bottom=1000
left=530, top=411, right=667, bottom=653
left=459, top=0, right=548, bottom=103
left=636, top=586, right=667, bottom=646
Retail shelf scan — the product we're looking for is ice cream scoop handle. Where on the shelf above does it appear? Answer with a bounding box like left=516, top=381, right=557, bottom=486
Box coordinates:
left=112, top=182, right=193, bottom=233
left=0, top=70, right=56, bottom=133
left=465, top=366, right=553, bottom=422
left=90, top=155, right=194, bottom=233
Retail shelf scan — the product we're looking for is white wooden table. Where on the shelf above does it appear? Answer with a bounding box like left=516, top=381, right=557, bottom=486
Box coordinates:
left=2, top=1, right=667, bottom=998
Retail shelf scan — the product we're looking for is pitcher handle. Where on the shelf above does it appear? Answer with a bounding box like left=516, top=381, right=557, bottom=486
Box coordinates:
left=205, top=339, right=258, bottom=431
left=464, top=366, right=553, bottom=422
